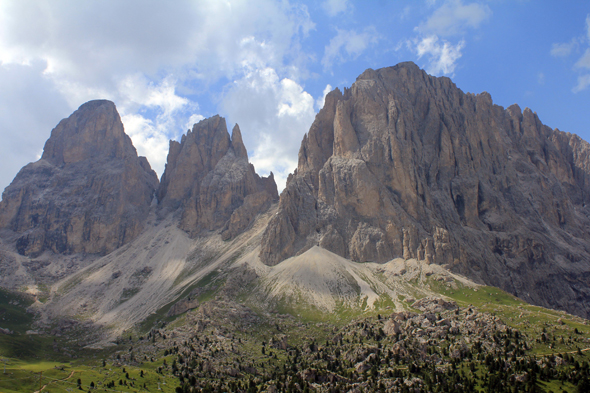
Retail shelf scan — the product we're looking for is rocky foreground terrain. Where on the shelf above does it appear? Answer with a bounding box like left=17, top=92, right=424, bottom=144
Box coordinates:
left=94, top=291, right=590, bottom=393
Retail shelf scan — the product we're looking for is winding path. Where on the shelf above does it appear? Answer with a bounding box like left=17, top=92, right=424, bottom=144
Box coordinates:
left=33, top=369, right=76, bottom=393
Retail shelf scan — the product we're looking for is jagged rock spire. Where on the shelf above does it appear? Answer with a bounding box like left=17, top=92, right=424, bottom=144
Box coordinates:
left=231, top=124, right=248, bottom=160
left=157, top=116, right=278, bottom=239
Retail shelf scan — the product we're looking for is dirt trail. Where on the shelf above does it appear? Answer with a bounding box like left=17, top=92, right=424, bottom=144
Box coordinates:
left=34, top=369, right=76, bottom=393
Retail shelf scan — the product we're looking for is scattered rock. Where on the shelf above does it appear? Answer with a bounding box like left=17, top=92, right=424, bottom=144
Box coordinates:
left=411, top=297, right=458, bottom=313
left=0, top=327, right=12, bottom=335
left=383, top=319, right=400, bottom=336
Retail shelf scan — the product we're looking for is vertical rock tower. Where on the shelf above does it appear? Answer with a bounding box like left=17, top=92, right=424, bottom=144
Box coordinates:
left=157, top=115, right=278, bottom=239
left=0, top=100, right=159, bottom=256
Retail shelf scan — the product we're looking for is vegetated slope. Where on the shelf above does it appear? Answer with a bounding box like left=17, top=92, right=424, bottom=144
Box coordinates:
left=94, top=270, right=590, bottom=393
left=260, top=61, right=590, bottom=319
left=4, top=238, right=590, bottom=392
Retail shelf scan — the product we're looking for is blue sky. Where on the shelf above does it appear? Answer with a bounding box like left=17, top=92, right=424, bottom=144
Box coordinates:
left=0, top=0, right=589, bottom=193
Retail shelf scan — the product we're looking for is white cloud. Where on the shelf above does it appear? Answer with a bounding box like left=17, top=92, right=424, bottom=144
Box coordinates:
left=0, top=61, right=70, bottom=193
left=0, top=0, right=317, bottom=192
left=573, top=74, right=590, bottom=93
left=278, top=78, right=315, bottom=118
left=537, top=72, right=545, bottom=85
left=220, top=68, right=316, bottom=191
left=575, top=49, right=590, bottom=70
left=119, top=75, right=188, bottom=116
left=322, top=27, right=379, bottom=71
left=556, top=14, right=590, bottom=92
left=550, top=15, right=589, bottom=60
left=121, top=114, right=170, bottom=175
left=414, top=35, right=465, bottom=76
left=0, top=0, right=314, bottom=84
left=417, top=0, right=492, bottom=37
left=409, top=0, right=489, bottom=77
left=184, top=114, right=206, bottom=133
left=116, top=75, right=200, bottom=176
left=551, top=40, right=577, bottom=58
left=316, top=84, right=333, bottom=111
left=322, top=0, right=351, bottom=17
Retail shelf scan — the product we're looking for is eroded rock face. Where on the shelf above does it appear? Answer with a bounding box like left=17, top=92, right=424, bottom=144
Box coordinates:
left=260, top=62, right=590, bottom=318
left=0, top=100, right=159, bottom=256
left=157, top=116, right=278, bottom=238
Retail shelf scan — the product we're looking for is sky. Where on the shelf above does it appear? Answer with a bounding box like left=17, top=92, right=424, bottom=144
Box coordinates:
left=0, top=0, right=589, bottom=195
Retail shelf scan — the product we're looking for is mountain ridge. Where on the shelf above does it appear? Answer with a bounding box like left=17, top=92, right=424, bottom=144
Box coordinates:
left=1, top=61, right=590, bottom=338
left=156, top=115, right=279, bottom=239
left=260, top=61, right=590, bottom=319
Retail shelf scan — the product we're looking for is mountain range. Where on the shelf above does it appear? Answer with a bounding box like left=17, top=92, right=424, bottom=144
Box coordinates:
left=1, top=61, right=590, bottom=345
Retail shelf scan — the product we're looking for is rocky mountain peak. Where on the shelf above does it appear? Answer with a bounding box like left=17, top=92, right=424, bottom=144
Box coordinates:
left=260, top=61, right=590, bottom=319
left=41, top=100, right=135, bottom=166
left=157, top=116, right=230, bottom=209
left=157, top=116, right=278, bottom=239
left=231, top=124, right=248, bottom=160
left=0, top=100, right=159, bottom=257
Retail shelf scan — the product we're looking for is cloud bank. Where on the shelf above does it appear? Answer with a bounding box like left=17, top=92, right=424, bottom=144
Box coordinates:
left=0, top=0, right=318, bottom=192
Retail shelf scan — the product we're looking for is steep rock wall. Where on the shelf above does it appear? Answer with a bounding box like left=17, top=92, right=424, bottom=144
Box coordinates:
left=260, top=62, right=590, bottom=318
left=0, top=100, right=159, bottom=256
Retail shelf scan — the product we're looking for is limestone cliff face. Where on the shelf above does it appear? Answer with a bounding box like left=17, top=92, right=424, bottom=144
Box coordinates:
left=0, top=100, right=159, bottom=256
left=157, top=116, right=278, bottom=238
left=260, top=62, right=590, bottom=318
